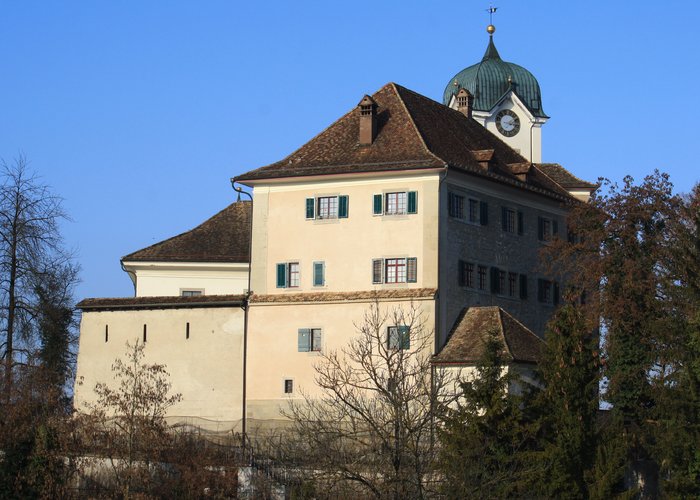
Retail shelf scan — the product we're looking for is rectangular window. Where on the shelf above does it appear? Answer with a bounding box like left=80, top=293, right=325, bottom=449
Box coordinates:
left=284, top=379, right=294, bottom=394
left=276, top=262, right=300, bottom=288
left=502, top=207, right=516, bottom=233
left=288, top=262, right=300, bottom=287
left=538, top=216, right=559, bottom=241
left=449, top=192, right=464, bottom=219
left=468, top=199, right=480, bottom=223
left=186, top=322, right=190, bottom=340
left=386, top=192, right=407, bottom=215
left=373, top=258, right=417, bottom=284
left=306, top=195, right=349, bottom=219
left=385, top=258, right=407, bottom=284
left=499, top=270, right=506, bottom=294
left=143, top=324, right=147, bottom=343
left=298, top=328, right=322, bottom=352
left=105, top=325, right=109, bottom=343
left=313, top=261, right=325, bottom=287
left=181, top=290, right=203, bottom=297
left=478, top=265, right=487, bottom=290
left=458, top=261, right=475, bottom=288
left=517, top=210, right=524, bottom=235
left=388, top=326, right=410, bottom=350
left=508, top=272, right=517, bottom=297
left=317, top=196, right=338, bottom=219
left=375, top=191, right=418, bottom=215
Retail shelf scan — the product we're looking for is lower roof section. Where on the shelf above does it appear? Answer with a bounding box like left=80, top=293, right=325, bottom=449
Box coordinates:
left=76, top=294, right=246, bottom=312
left=433, top=305, right=544, bottom=365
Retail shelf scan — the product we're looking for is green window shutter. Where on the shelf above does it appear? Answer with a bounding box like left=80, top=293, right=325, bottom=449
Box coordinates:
left=501, top=207, right=508, bottom=231
left=372, top=259, right=383, bottom=284
left=373, top=194, right=383, bottom=215
left=313, top=262, right=325, bottom=286
left=338, top=195, right=349, bottom=218
left=306, top=198, right=315, bottom=219
left=458, top=260, right=465, bottom=286
left=407, top=258, right=417, bottom=283
left=399, top=326, right=410, bottom=350
left=517, top=211, right=524, bottom=235
left=480, top=201, right=489, bottom=225
left=537, top=279, right=545, bottom=302
left=276, top=263, right=287, bottom=288
left=553, top=282, right=560, bottom=305
left=519, top=274, right=528, bottom=299
left=537, top=217, right=545, bottom=240
left=298, top=329, right=310, bottom=352
left=552, top=220, right=559, bottom=236
left=407, top=191, right=417, bottom=214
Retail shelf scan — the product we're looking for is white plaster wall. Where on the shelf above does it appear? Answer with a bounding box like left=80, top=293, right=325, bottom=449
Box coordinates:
left=246, top=298, right=436, bottom=422
left=249, top=173, right=440, bottom=296
left=74, top=306, right=244, bottom=429
left=122, top=262, right=249, bottom=297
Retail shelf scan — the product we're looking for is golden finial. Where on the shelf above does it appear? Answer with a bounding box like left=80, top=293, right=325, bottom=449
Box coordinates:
left=486, top=5, right=497, bottom=35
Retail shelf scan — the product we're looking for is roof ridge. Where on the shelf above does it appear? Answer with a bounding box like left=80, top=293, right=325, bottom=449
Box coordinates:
left=495, top=307, right=515, bottom=361
left=390, top=83, right=447, bottom=168
left=536, top=163, right=598, bottom=188
left=498, top=307, right=546, bottom=346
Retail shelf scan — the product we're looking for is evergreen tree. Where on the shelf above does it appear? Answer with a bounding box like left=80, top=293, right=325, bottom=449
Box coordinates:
left=529, top=302, right=601, bottom=499
left=438, top=329, right=535, bottom=499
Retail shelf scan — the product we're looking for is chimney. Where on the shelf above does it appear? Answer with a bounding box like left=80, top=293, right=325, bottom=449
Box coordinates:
left=358, top=95, right=378, bottom=145
left=455, top=88, right=474, bottom=118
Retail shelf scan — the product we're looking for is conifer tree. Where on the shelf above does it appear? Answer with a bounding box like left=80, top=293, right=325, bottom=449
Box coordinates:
left=438, top=329, right=535, bottom=499
left=529, top=302, right=601, bottom=498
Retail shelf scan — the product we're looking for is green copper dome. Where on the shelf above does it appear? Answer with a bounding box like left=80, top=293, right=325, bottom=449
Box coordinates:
left=443, top=36, right=547, bottom=118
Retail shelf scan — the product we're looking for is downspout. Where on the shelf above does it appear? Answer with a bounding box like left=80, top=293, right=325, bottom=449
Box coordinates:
left=231, top=179, right=253, bottom=451
left=121, top=261, right=137, bottom=296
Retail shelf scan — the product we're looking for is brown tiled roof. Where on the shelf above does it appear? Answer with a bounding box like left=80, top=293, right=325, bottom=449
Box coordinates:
left=251, top=288, right=437, bottom=304
left=433, top=306, right=544, bottom=364
left=122, top=201, right=251, bottom=263
left=77, top=294, right=246, bottom=311
left=536, top=163, right=598, bottom=189
left=234, top=83, right=590, bottom=201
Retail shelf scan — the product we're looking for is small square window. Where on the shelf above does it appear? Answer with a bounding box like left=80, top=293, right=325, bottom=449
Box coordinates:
left=387, top=326, right=410, bottom=350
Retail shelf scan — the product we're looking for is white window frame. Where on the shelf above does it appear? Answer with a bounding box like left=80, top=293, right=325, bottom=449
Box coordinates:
left=317, top=196, right=339, bottom=219
left=385, top=192, right=407, bottom=215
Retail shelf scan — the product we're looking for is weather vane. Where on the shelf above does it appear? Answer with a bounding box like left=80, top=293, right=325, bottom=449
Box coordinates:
left=486, top=5, right=498, bottom=25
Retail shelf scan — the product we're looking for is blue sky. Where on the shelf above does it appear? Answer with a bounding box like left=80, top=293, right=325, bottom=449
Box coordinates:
left=1, top=1, right=698, bottom=300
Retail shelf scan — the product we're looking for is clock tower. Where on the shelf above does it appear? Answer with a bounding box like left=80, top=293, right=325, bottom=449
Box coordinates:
left=443, top=25, right=548, bottom=163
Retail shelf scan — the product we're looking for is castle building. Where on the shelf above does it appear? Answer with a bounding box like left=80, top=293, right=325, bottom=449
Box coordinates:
left=74, top=27, right=595, bottom=431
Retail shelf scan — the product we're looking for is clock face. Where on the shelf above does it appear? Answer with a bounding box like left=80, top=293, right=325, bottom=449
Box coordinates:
left=495, top=109, right=520, bottom=137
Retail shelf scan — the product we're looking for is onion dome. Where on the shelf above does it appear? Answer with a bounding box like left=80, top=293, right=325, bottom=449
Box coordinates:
left=443, top=28, right=547, bottom=118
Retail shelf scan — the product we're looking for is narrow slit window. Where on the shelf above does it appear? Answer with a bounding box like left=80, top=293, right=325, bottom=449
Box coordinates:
left=186, top=322, right=190, bottom=340
left=105, top=325, right=109, bottom=343
left=143, top=324, right=147, bottom=343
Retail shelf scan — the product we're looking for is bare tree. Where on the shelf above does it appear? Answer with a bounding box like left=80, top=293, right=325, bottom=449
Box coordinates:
left=279, top=301, right=449, bottom=499
left=0, top=155, right=76, bottom=402
left=81, top=340, right=182, bottom=499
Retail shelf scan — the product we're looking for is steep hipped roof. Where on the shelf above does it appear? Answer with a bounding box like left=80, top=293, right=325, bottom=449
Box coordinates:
left=122, top=201, right=251, bottom=263
left=234, top=83, right=582, bottom=202
left=433, top=306, right=544, bottom=364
